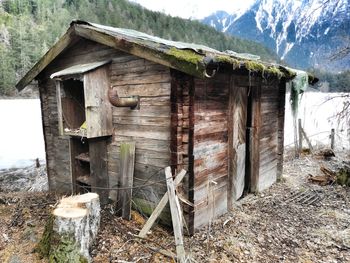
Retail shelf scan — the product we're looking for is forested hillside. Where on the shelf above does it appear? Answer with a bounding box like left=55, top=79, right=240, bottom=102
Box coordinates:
left=312, top=70, right=350, bottom=93
left=0, top=0, right=277, bottom=95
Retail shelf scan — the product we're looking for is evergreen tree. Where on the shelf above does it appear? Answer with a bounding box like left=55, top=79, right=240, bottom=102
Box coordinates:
left=0, top=0, right=282, bottom=95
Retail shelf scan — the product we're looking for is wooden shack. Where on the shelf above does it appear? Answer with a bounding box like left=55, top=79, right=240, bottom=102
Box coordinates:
left=16, top=21, right=316, bottom=233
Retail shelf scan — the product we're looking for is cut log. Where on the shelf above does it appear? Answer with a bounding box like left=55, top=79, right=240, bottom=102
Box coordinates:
left=58, top=192, right=101, bottom=245
left=35, top=193, right=100, bottom=262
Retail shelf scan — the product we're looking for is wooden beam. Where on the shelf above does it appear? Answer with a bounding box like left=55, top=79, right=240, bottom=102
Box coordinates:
left=55, top=81, right=64, bottom=136
left=90, top=138, right=109, bottom=205
left=74, top=25, right=206, bottom=79
left=330, top=128, right=335, bottom=150
left=276, top=80, right=286, bottom=179
left=250, top=85, right=261, bottom=192
left=116, top=142, right=136, bottom=220
left=165, top=167, right=186, bottom=262
left=301, top=127, right=313, bottom=152
left=138, top=169, right=186, bottom=238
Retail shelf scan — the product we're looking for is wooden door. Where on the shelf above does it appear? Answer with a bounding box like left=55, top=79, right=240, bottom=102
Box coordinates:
left=228, top=81, right=248, bottom=207
left=84, top=66, right=113, bottom=138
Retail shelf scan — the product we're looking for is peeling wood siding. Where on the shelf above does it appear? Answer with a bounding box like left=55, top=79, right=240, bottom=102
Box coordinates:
left=170, top=69, right=195, bottom=234
left=192, top=74, right=230, bottom=230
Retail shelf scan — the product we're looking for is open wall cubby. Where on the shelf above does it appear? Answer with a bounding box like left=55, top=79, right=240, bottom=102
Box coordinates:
left=55, top=66, right=113, bottom=139
left=70, top=137, right=91, bottom=194
left=60, top=79, right=86, bottom=136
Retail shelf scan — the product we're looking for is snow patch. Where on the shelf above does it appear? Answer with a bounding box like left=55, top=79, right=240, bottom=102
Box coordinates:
left=0, top=99, right=45, bottom=169
left=284, top=92, right=349, bottom=150
left=281, top=42, right=294, bottom=60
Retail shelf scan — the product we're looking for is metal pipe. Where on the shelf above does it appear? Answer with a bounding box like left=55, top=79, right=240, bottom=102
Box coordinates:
left=108, top=87, right=139, bottom=109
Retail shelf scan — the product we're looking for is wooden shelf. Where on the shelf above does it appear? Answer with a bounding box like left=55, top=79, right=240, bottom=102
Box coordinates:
left=64, top=129, right=87, bottom=138
left=76, top=175, right=91, bottom=186
left=75, top=152, right=90, bottom=163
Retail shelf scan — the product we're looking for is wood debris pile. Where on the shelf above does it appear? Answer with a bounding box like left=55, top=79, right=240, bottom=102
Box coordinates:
left=309, top=165, right=350, bottom=186
left=308, top=166, right=337, bottom=186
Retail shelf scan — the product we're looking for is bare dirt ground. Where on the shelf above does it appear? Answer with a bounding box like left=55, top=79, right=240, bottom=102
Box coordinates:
left=0, top=150, right=349, bottom=263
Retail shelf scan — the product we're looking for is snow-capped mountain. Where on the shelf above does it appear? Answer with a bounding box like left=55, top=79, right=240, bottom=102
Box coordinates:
left=202, top=0, right=350, bottom=71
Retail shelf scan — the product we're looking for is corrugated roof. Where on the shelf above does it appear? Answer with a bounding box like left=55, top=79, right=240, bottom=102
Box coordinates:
left=50, top=60, right=110, bottom=79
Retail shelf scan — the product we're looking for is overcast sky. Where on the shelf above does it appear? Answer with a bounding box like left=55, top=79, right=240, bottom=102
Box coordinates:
left=130, top=0, right=256, bottom=19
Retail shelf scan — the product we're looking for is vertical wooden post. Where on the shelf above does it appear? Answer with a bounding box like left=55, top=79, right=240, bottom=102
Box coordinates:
left=55, top=81, right=64, bottom=136
left=293, top=117, right=299, bottom=158
left=331, top=129, right=335, bottom=150
left=301, top=127, right=313, bottom=152
left=250, top=85, right=261, bottom=193
left=116, top=142, right=136, bottom=220
left=277, top=80, right=286, bottom=179
left=298, top=118, right=303, bottom=153
left=90, top=138, right=109, bottom=205
left=165, top=167, right=186, bottom=262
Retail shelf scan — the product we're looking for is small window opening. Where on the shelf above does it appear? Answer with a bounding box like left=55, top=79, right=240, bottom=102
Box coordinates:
left=61, top=79, right=85, bottom=132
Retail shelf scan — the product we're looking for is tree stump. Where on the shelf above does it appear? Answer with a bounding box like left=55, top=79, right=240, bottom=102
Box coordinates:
left=35, top=193, right=100, bottom=262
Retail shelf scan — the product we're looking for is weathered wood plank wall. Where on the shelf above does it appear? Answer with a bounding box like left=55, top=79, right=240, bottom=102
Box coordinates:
left=38, top=37, right=286, bottom=231
left=40, top=38, right=173, bottom=223
left=107, top=52, right=172, bottom=223
left=228, top=77, right=248, bottom=206
left=39, top=78, right=71, bottom=192
left=39, top=39, right=122, bottom=193
left=192, top=74, right=230, bottom=229
left=277, top=81, right=287, bottom=179
left=257, top=79, right=282, bottom=191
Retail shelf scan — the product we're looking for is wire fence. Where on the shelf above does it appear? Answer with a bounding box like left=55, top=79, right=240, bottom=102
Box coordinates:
left=285, top=129, right=350, bottom=151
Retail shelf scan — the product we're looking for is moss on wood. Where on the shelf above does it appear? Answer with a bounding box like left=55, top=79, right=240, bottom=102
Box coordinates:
left=34, top=216, right=88, bottom=263
left=167, top=47, right=203, bottom=65
left=245, top=60, right=266, bottom=73
left=34, top=214, right=54, bottom=258
left=265, top=66, right=284, bottom=78
left=132, top=197, right=172, bottom=227
left=214, top=55, right=240, bottom=68
left=49, top=234, right=88, bottom=263
left=120, top=142, right=131, bottom=159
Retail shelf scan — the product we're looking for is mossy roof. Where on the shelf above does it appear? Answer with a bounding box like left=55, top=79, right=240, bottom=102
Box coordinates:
left=16, top=20, right=318, bottom=91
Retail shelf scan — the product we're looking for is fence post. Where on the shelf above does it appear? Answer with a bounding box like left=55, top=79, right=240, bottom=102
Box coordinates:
left=298, top=119, right=303, bottom=153
left=294, top=117, right=299, bottom=158
left=331, top=129, right=335, bottom=150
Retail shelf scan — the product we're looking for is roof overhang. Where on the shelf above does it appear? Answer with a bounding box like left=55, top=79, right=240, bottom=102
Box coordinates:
left=16, top=20, right=318, bottom=91
left=50, top=60, right=111, bottom=79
